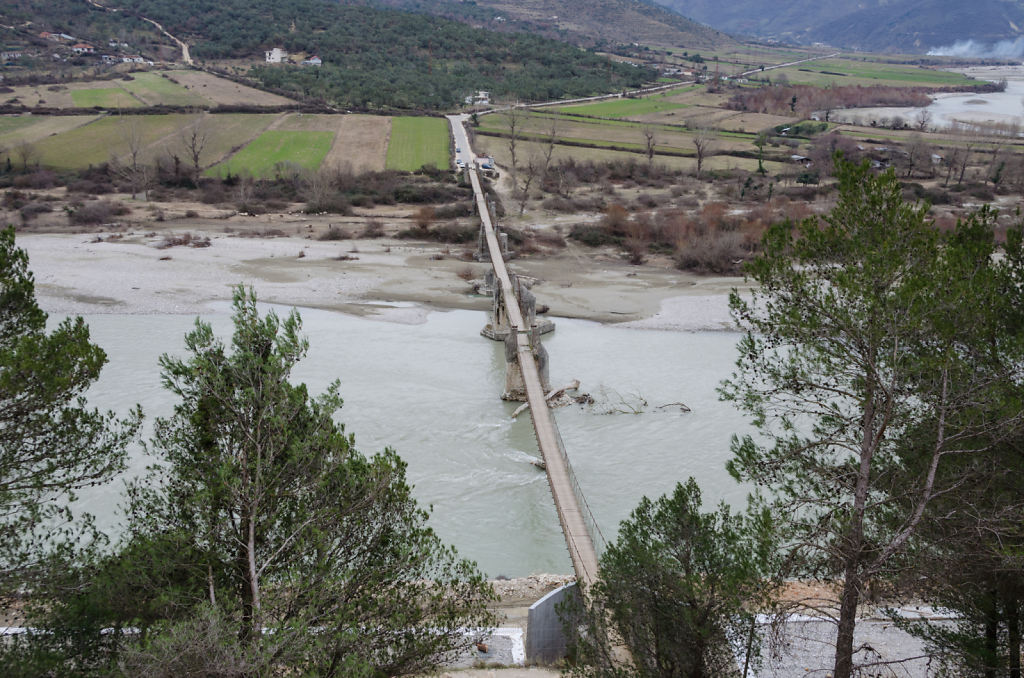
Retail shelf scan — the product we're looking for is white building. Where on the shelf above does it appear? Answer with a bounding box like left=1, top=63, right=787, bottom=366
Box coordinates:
left=265, top=47, right=288, bottom=63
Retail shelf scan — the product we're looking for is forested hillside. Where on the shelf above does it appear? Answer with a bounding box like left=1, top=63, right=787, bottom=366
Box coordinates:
left=1, top=0, right=655, bottom=109
left=368, top=0, right=731, bottom=50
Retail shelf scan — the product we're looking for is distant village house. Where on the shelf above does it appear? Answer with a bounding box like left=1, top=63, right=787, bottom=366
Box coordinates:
left=265, top=47, right=288, bottom=63
left=71, top=43, right=94, bottom=54
left=301, top=56, right=322, bottom=66
left=463, top=90, right=490, bottom=105
left=1, top=49, right=23, bottom=61
left=40, top=32, right=74, bottom=43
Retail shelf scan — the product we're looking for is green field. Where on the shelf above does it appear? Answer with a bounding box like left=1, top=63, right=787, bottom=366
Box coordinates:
left=0, top=117, right=39, bottom=136
left=557, top=94, right=688, bottom=119
left=208, top=130, right=334, bottom=178
left=70, top=88, right=142, bottom=108
left=120, top=72, right=208, bottom=107
left=385, top=117, right=450, bottom=171
left=768, top=58, right=980, bottom=88
left=32, top=114, right=193, bottom=168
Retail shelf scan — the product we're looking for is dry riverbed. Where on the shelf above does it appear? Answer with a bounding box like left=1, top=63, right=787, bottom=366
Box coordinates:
left=14, top=204, right=743, bottom=329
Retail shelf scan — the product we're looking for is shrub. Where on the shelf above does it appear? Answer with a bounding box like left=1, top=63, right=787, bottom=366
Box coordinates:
left=67, top=179, right=113, bottom=195
left=304, top=193, right=352, bottom=215
left=69, top=200, right=130, bottom=225
left=676, top=229, right=749, bottom=275
left=20, top=203, right=54, bottom=223
left=13, top=171, right=57, bottom=189
left=569, top=224, right=623, bottom=247
left=360, top=219, right=385, bottom=238
left=318, top=226, right=352, bottom=241
left=434, top=202, right=473, bottom=219
left=156, top=232, right=211, bottom=249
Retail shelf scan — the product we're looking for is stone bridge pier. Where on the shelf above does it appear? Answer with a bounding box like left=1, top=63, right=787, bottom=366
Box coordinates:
left=503, top=326, right=550, bottom=401
left=481, top=272, right=555, bottom=341
left=480, top=272, right=554, bottom=401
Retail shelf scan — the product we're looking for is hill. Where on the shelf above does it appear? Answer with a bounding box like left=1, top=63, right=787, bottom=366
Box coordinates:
left=367, top=0, right=732, bottom=50
left=647, top=0, right=1024, bottom=54
left=0, top=0, right=655, bottom=109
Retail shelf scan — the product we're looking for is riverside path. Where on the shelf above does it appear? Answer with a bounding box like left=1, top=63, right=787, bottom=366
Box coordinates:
left=447, top=115, right=600, bottom=587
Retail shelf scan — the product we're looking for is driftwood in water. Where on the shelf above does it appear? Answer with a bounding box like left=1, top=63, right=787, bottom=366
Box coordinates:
left=510, top=379, right=581, bottom=419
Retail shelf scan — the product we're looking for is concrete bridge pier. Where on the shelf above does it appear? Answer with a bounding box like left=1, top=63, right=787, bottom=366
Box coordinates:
left=503, top=326, right=551, bottom=401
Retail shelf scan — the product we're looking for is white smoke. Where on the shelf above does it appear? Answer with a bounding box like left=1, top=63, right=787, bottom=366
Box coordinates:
left=927, top=36, right=1024, bottom=58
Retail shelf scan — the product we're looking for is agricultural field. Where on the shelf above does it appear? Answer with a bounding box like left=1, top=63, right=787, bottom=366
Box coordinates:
left=70, top=88, right=143, bottom=108
left=760, top=58, right=980, bottom=88
left=2, top=112, right=407, bottom=175
left=474, top=134, right=783, bottom=175
left=385, top=117, right=450, bottom=171
left=165, top=71, right=296, bottom=107
left=118, top=72, right=209, bottom=107
left=478, top=109, right=759, bottom=159
left=262, top=113, right=392, bottom=172
left=556, top=91, right=692, bottom=118
left=207, top=130, right=334, bottom=178
left=0, top=116, right=102, bottom=150
left=321, top=116, right=391, bottom=173
left=30, top=114, right=197, bottom=168
left=143, top=113, right=279, bottom=169
left=1, top=70, right=295, bottom=111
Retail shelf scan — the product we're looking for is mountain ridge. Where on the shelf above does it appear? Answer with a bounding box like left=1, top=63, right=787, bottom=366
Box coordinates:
left=647, top=0, right=1024, bottom=54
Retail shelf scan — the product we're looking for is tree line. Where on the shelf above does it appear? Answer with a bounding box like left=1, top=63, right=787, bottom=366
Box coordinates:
left=568, top=159, right=1024, bottom=678
left=727, top=81, right=1006, bottom=119
left=0, top=235, right=496, bottom=676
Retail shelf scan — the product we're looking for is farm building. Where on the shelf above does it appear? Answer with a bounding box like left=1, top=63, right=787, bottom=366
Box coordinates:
left=302, top=56, right=322, bottom=66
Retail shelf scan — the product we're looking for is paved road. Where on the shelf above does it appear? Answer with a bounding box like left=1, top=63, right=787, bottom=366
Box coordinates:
left=449, top=113, right=476, bottom=167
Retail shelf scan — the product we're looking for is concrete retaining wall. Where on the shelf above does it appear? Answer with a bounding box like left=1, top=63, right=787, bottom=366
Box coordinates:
left=525, top=582, right=579, bottom=665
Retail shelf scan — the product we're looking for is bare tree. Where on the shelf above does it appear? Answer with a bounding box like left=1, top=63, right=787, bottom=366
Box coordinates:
left=302, top=166, right=339, bottom=213
left=541, top=116, right=558, bottom=177
left=915, top=109, right=932, bottom=132
left=15, top=141, right=38, bottom=172
left=181, top=114, right=208, bottom=183
left=691, top=128, right=716, bottom=178
left=905, top=134, right=931, bottom=179
left=516, top=157, right=540, bottom=215
left=116, top=117, right=150, bottom=200
left=503, top=105, right=523, bottom=178
left=642, top=126, right=657, bottom=166
left=957, top=137, right=977, bottom=185
left=942, top=147, right=964, bottom=187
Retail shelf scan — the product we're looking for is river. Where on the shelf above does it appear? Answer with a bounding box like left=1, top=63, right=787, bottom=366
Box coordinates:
left=70, top=304, right=752, bottom=577
left=837, top=65, right=1024, bottom=132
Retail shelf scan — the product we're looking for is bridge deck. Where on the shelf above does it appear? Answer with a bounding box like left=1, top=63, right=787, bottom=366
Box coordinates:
left=465, top=165, right=599, bottom=587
